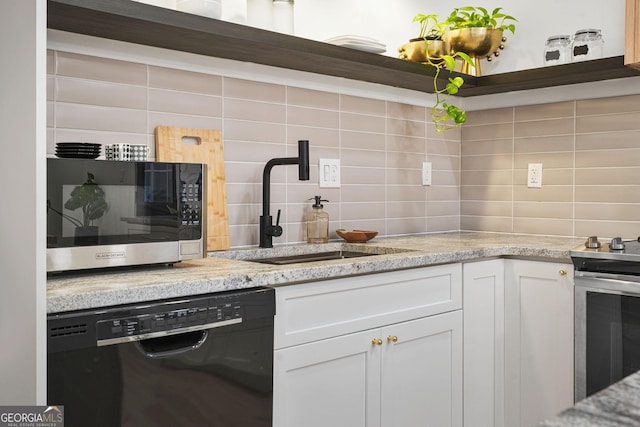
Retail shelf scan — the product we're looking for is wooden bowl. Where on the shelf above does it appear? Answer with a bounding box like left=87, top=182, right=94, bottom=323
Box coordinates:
left=336, top=229, right=378, bottom=243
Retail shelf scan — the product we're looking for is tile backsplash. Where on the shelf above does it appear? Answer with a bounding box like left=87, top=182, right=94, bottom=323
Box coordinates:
left=47, top=50, right=459, bottom=248
left=48, top=50, right=640, bottom=247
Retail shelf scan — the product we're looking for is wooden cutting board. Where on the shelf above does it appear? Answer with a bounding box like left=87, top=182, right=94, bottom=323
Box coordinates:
left=155, top=126, right=230, bottom=251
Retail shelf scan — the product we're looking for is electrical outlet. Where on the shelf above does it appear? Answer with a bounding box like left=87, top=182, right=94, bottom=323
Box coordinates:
left=422, top=162, right=432, bottom=186
left=527, top=163, right=543, bottom=188
left=319, top=158, right=340, bottom=188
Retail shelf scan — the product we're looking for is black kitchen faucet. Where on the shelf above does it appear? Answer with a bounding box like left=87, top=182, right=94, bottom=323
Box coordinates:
left=259, top=140, right=310, bottom=248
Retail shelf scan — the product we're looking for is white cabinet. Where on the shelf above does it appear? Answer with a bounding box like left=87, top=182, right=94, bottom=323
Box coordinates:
left=462, top=259, right=505, bottom=427
left=273, top=265, right=463, bottom=427
left=504, top=259, right=574, bottom=427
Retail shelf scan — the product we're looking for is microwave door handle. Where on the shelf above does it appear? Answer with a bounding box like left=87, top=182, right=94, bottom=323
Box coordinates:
left=135, top=330, right=208, bottom=359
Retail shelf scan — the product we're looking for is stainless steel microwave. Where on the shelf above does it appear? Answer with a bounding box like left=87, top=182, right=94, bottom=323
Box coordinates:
left=47, top=158, right=204, bottom=273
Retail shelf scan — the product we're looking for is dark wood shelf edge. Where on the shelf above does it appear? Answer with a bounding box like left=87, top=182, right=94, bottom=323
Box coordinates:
left=47, top=0, right=639, bottom=97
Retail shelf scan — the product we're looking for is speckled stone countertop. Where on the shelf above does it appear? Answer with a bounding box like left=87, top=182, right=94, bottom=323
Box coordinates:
left=538, top=371, right=640, bottom=426
left=47, top=232, right=584, bottom=314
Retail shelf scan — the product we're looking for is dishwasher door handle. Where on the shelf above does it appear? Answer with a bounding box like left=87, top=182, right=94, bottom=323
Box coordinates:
left=136, top=330, right=209, bottom=358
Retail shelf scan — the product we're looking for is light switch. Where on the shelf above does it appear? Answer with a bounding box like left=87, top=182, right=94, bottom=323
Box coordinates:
left=319, top=158, right=340, bottom=188
left=422, top=162, right=432, bottom=186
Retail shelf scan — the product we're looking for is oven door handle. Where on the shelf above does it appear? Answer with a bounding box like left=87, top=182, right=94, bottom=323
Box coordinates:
left=135, top=330, right=209, bottom=358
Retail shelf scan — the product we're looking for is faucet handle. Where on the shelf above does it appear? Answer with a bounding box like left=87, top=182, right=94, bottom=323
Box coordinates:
left=269, top=209, right=283, bottom=237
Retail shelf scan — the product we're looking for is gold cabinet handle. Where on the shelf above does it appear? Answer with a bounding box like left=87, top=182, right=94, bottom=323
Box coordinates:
left=559, top=270, right=567, bottom=276
left=372, top=338, right=383, bottom=346
left=387, top=335, right=398, bottom=343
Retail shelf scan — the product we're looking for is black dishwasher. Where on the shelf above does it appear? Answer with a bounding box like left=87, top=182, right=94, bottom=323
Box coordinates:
left=47, top=287, right=275, bottom=427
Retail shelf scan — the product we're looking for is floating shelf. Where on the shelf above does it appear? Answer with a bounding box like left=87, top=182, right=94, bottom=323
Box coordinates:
left=48, top=0, right=640, bottom=97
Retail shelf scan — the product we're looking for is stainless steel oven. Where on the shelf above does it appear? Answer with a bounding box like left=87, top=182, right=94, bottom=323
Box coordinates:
left=47, top=287, right=275, bottom=427
left=572, top=236, right=640, bottom=401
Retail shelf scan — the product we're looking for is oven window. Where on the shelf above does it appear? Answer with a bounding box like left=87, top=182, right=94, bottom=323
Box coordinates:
left=586, top=291, right=640, bottom=396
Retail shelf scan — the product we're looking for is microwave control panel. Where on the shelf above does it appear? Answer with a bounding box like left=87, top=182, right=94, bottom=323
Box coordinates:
left=179, top=181, right=202, bottom=227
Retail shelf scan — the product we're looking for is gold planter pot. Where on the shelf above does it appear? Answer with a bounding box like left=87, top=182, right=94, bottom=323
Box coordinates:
left=442, top=28, right=506, bottom=76
left=398, top=38, right=449, bottom=64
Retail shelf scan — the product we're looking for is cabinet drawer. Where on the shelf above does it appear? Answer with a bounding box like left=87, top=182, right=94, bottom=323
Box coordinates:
left=274, top=264, right=462, bottom=349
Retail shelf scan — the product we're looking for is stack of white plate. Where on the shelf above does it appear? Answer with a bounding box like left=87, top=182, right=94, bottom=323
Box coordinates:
left=324, top=35, right=386, bottom=54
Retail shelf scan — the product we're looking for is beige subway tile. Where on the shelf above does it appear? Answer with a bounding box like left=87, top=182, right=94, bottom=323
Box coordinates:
left=514, top=202, right=573, bottom=219
left=576, top=112, right=640, bottom=133
left=387, top=101, right=425, bottom=121
left=56, top=77, right=147, bottom=109
left=513, top=152, right=573, bottom=169
left=340, top=148, right=385, bottom=168
left=574, top=221, right=639, bottom=240
left=307, top=146, right=340, bottom=165
left=515, top=118, right=574, bottom=138
left=387, top=117, right=425, bottom=138
left=226, top=203, right=261, bottom=226
left=387, top=185, right=427, bottom=202
left=387, top=201, right=426, bottom=218
left=427, top=216, right=460, bottom=232
left=462, top=170, right=512, bottom=186
left=224, top=77, right=285, bottom=103
left=387, top=217, right=427, bottom=235
left=341, top=130, right=385, bottom=151
left=461, top=122, right=513, bottom=141
left=426, top=185, right=460, bottom=201
left=223, top=98, right=283, bottom=122
left=387, top=134, right=423, bottom=154
left=342, top=112, right=385, bottom=134
left=461, top=185, right=512, bottom=201
left=428, top=139, right=460, bottom=156
left=288, top=105, right=339, bottom=128
left=47, top=50, right=55, bottom=74
left=577, top=94, right=640, bottom=116
left=286, top=86, right=339, bottom=110
left=387, top=151, right=423, bottom=170
left=461, top=200, right=512, bottom=217
left=341, top=202, right=385, bottom=220
left=575, top=148, right=640, bottom=168
left=55, top=129, right=147, bottom=147
left=464, top=107, right=514, bottom=126
left=148, top=112, right=221, bottom=133
left=47, top=76, right=55, bottom=101
left=461, top=154, right=512, bottom=170
left=342, top=166, right=385, bottom=185
left=47, top=102, right=54, bottom=128
left=288, top=126, right=339, bottom=148
left=223, top=119, right=285, bottom=143
left=149, top=66, right=221, bottom=95
left=341, top=185, right=386, bottom=203
left=576, top=130, right=640, bottom=150
left=150, top=89, right=221, bottom=117
left=429, top=154, right=460, bottom=171
left=515, top=101, right=574, bottom=121
left=341, top=95, right=385, bottom=116
left=387, top=168, right=421, bottom=185
left=514, top=135, right=574, bottom=153
left=576, top=167, right=640, bottom=185
left=575, top=203, right=640, bottom=221
left=224, top=180, right=260, bottom=203
left=57, top=103, right=146, bottom=133
left=514, top=185, right=573, bottom=202
left=576, top=185, right=640, bottom=203
left=224, top=140, right=286, bottom=163
left=56, top=52, right=147, bottom=85
left=428, top=121, right=462, bottom=140
left=340, top=219, right=386, bottom=234
left=427, top=200, right=460, bottom=216
left=461, top=215, right=513, bottom=233
left=513, top=217, right=572, bottom=236
left=461, top=139, right=513, bottom=156
left=47, top=129, right=55, bottom=155
left=432, top=171, right=460, bottom=186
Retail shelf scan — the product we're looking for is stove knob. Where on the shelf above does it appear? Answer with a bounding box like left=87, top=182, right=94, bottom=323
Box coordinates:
left=610, top=237, right=625, bottom=251
left=585, top=236, right=601, bottom=249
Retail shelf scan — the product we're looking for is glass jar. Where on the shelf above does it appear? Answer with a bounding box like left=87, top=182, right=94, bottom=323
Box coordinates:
left=571, top=29, right=603, bottom=62
left=544, top=35, right=571, bottom=66
left=272, top=0, right=294, bottom=35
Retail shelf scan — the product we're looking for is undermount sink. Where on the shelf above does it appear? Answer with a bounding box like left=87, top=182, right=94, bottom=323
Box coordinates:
left=249, top=250, right=378, bottom=265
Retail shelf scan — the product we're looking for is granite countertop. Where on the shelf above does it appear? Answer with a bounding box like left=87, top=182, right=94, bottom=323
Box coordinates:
left=538, top=371, right=640, bottom=426
left=47, top=231, right=584, bottom=314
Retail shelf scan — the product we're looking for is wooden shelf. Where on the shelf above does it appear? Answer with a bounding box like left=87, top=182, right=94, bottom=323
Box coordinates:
left=47, top=0, right=640, bottom=97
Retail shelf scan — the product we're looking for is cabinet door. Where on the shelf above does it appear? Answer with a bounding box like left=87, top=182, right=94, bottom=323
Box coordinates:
left=380, top=311, right=463, bottom=427
left=504, top=260, right=574, bottom=427
left=463, top=259, right=505, bottom=427
left=273, top=330, right=381, bottom=427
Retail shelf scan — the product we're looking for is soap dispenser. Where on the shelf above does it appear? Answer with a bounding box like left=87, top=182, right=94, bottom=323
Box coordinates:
left=307, top=196, right=329, bottom=243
